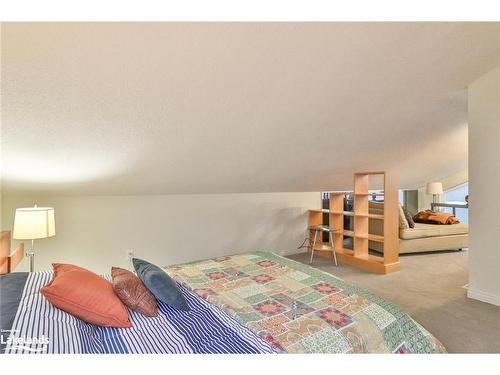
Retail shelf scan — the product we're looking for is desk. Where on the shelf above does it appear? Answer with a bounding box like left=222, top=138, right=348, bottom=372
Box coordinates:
left=430, top=201, right=468, bottom=216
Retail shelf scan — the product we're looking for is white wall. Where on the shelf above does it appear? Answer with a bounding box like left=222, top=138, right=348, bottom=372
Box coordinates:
left=467, top=64, right=500, bottom=306
left=1, top=192, right=320, bottom=274
left=1, top=24, right=3, bottom=233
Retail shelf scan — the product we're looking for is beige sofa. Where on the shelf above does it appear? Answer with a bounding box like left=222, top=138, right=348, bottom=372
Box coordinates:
left=355, top=201, right=468, bottom=254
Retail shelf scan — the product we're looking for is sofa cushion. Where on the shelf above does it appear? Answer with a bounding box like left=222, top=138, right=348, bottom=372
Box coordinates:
left=399, top=223, right=469, bottom=240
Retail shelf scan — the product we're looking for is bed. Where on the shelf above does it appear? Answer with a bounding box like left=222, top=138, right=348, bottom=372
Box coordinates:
left=0, top=251, right=445, bottom=354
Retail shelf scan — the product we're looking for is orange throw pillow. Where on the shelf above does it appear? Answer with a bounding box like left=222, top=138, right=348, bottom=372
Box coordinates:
left=40, top=263, right=132, bottom=328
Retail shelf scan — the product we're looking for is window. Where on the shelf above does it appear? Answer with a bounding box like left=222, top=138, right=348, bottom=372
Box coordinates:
left=443, top=183, right=468, bottom=224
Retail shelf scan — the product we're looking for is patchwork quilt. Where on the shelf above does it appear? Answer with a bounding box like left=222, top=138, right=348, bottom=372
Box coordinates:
left=165, top=251, right=446, bottom=353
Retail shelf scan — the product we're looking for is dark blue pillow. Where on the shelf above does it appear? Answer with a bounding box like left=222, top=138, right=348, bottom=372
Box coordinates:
left=132, top=258, right=189, bottom=311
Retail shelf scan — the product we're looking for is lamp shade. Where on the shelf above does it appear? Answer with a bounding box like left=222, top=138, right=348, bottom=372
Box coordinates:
left=426, top=182, right=443, bottom=195
left=13, top=206, right=56, bottom=240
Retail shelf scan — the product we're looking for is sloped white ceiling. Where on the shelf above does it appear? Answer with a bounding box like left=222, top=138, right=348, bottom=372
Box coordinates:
left=1, top=22, right=499, bottom=195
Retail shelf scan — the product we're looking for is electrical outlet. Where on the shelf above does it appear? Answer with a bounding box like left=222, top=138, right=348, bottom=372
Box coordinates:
left=126, top=250, right=134, bottom=261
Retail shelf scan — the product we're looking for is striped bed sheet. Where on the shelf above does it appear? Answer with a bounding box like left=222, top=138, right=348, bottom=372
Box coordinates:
left=2, top=271, right=274, bottom=354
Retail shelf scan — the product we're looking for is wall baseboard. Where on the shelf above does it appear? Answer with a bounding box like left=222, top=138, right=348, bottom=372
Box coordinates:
left=467, top=287, right=500, bottom=307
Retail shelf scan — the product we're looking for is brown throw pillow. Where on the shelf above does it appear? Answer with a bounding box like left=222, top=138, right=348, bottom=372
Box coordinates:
left=111, top=267, right=158, bottom=317
left=402, top=207, right=415, bottom=228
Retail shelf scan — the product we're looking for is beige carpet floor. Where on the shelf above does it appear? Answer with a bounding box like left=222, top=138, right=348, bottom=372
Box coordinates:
left=287, top=249, right=500, bottom=353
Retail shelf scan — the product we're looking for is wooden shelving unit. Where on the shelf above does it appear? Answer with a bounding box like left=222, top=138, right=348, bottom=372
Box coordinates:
left=307, top=171, right=400, bottom=274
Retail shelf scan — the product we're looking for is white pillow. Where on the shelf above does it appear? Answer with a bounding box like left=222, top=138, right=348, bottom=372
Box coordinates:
left=398, top=205, right=410, bottom=229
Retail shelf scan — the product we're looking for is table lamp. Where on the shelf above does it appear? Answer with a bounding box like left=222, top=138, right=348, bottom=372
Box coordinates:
left=13, top=205, right=56, bottom=272
left=426, top=182, right=443, bottom=204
